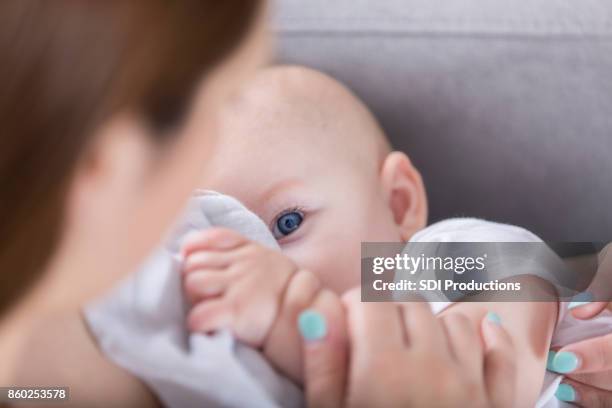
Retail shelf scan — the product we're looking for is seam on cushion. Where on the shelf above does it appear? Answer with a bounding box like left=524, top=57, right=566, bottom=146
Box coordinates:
left=273, top=30, right=612, bottom=41
left=274, top=17, right=612, bottom=37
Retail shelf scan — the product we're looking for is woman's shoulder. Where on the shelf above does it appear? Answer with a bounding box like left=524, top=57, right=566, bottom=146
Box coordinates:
left=15, top=311, right=160, bottom=407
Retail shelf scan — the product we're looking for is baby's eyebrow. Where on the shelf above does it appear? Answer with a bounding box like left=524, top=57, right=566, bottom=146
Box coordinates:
left=259, top=178, right=304, bottom=204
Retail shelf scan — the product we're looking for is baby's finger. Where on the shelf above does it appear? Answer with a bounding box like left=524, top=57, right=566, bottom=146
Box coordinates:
left=181, top=227, right=248, bottom=257
left=442, top=313, right=483, bottom=378
left=187, top=299, right=233, bottom=333
left=481, top=313, right=516, bottom=408
left=401, top=301, right=447, bottom=353
left=279, top=270, right=322, bottom=325
left=556, top=378, right=612, bottom=407
left=184, top=270, right=229, bottom=303
left=343, top=288, right=405, bottom=351
left=183, top=250, right=237, bottom=274
left=569, top=301, right=609, bottom=320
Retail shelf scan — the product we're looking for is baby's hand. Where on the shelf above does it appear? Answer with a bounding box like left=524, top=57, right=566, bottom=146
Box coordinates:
left=181, top=228, right=297, bottom=347
left=181, top=228, right=341, bottom=383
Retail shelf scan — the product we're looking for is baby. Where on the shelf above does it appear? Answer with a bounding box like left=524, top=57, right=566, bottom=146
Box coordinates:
left=180, top=66, right=560, bottom=406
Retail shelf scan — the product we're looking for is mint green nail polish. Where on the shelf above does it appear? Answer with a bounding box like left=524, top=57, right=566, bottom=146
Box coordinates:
left=568, top=292, right=593, bottom=310
left=298, top=310, right=327, bottom=341
left=546, top=351, right=557, bottom=371
left=555, top=383, right=576, bottom=402
left=486, top=311, right=502, bottom=325
left=552, top=351, right=580, bottom=373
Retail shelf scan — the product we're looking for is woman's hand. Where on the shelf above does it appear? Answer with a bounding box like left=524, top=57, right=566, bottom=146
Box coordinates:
left=300, top=289, right=517, bottom=408
left=555, top=378, right=612, bottom=407
left=548, top=244, right=612, bottom=402
left=552, top=302, right=612, bottom=383
left=546, top=244, right=612, bottom=404
left=551, top=328, right=612, bottom=404
left=549, top=301, right=612, bottom=404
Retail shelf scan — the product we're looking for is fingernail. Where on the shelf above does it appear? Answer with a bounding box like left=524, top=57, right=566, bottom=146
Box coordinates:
left=555, top=383, right=577, bottom=402
left=568, top=292, right=594, bottom=310
left=486, top=311, right=502, bottom=325
left=546, top=350, right=557, bottom=371
left=298, top=310, right=327, bottom=341
left=552, top=351, right=580, bottom=373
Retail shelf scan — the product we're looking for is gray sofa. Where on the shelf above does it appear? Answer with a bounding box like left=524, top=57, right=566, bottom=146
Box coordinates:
left=273, top=0, right=612, bottom=241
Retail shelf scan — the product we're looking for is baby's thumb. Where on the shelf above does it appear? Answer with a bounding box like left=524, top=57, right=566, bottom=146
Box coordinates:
left=569, top=300, right=609, bottom=320
left=481, top=313, right=517, bottom=408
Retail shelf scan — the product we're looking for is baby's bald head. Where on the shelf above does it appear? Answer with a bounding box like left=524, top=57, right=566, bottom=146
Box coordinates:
left=217, top=65, right=391, bottom=176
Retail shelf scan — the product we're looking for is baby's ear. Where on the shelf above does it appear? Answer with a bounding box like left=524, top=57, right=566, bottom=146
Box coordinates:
left=380, top=151, right=428, bottom=241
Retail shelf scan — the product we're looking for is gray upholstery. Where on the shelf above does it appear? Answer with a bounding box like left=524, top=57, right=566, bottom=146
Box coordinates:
left=272, top=0, right=612, bottom=241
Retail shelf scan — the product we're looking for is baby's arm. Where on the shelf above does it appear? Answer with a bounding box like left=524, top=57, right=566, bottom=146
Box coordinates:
left=181, top=228, right=327, bottom=382
left=438, top=276, right=558, bottom=408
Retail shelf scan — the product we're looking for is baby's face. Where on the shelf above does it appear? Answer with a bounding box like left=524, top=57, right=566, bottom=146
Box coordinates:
left=203, top=113, right=402, bottom=293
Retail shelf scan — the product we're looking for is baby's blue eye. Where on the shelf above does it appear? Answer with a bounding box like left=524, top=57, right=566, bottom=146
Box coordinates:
left=273, top=211, right=303, bottom=239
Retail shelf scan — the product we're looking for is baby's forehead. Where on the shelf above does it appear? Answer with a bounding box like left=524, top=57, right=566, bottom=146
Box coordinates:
left=206, top=68, right=390, bottom=209
left=217, top=112, right=345, bottom=174
left=219, top=108, right=359, bottom=177
left=220, top=66, right=386, bottom=159
left=226, top=73, right=342, bottom=131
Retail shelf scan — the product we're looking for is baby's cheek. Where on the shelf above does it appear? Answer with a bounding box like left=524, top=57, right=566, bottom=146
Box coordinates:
left=319, top=210, right=397, bottom=292
left=314, top=250, right=360, bottom=294
left=283, top=195, right=399, bottom=294
left=283, top=236, right=360, bottom=294
left=363, top=200, right=404, bottom=242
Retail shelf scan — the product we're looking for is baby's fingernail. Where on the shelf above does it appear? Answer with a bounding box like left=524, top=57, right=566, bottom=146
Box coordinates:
left=568, top=291, right=594, bottom=310
left=298, top=310, right=327, bottom=341
left=555, top=383, right=577, bottom=402
left=486, top=311, right=502, bottom=325
left=546, top=350, right=557, bottom=371
left=552, top=351, right=581, bottom=373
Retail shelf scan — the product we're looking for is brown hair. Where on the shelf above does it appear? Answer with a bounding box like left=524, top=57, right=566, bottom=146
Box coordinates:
left=0, top=0, right=260, bottom=315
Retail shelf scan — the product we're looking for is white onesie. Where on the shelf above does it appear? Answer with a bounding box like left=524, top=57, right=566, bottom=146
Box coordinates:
left=85, top=193, right=611, bottom=408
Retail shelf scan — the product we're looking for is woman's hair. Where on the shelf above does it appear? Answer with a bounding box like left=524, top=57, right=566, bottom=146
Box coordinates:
left=0, top=0, right=260, bottom=315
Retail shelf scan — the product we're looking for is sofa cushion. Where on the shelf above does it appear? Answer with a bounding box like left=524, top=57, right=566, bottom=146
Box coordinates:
left=273, top=0, right=612, bottom=241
